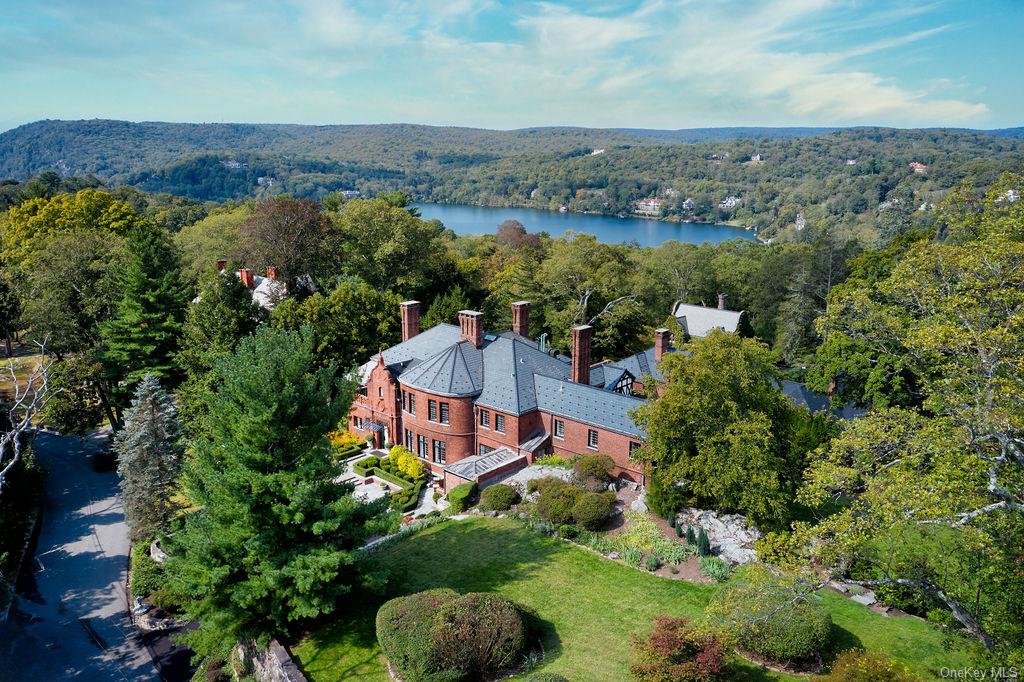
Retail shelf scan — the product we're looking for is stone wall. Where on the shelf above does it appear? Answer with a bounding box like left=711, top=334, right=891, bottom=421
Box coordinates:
left=238, top=640, right=308, bottom=682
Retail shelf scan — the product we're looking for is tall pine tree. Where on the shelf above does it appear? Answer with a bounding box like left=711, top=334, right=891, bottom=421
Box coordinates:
left=98, top=223, right=188, bottom=418
left=176, top=268, right=264, bottom=433
left=113, top=374, right=183, bottom=543
left=164, top=326, right=390, bottom=655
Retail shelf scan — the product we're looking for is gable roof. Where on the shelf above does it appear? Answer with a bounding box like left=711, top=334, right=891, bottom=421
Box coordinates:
left=781, top=380, right=866, bottom=421
left=609, top=346, right=666, bottom=383
left=534, top=374, right=645, bottom=438
left=672, top=302, right=743, bottom=338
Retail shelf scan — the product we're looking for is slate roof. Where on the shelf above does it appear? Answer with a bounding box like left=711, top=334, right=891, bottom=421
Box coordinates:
left=444, top=447, right=526, bottom=481
left=609, top=346, right=665, bottom=383
left=399, top=340, right=484, bottom=397
left=534, top=374, right=646, bottom=438
left=781, top=380, right=866, bottom=421
left=475, top=337, right=574, bottom=414
left=358, top=324, right=462, bottom=382
left=673, top=302, right=744, bottom=338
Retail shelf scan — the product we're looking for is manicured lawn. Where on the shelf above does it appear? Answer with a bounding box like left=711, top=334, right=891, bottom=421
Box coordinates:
left=292, top=517, right=972, bottom=681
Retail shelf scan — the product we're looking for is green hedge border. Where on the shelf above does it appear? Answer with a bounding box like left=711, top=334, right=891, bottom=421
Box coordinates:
left=351, top=456, right=426, bottom=512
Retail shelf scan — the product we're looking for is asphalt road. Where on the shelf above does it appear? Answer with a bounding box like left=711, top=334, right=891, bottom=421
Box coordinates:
left=0, top=429, right=159, bottom=681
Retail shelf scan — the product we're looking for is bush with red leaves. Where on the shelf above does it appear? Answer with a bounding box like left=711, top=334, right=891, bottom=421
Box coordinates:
left=630, top=615, right=728, bottom=682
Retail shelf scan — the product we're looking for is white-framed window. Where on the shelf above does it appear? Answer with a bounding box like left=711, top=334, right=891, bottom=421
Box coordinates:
left=405, top=429, right=414, bottom=451
left=479, top=410, right=490, bottom=428
left=428, top=399, right=438, bottom=422
left=588, top=429, right=599, bottom=449
left=495, top=414, right=505, bottom=433
left=432, top=439, right=446, bottom=464
left=440, top=402, right=449, bottom=425
left=408, top=394, right=415, bottom=415
left=554, top=419, right=564, bottom=439
left=378, top=386, right=384, bottom=398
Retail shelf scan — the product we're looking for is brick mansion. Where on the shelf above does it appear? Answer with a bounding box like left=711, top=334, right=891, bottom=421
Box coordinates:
left=348, top=298, right=744, bottom=490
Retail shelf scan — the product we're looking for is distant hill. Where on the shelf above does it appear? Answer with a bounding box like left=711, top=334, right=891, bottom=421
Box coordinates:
left=613, top=126, right=841, bottom=142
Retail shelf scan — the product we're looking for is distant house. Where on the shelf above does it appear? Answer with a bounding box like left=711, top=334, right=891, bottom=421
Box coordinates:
left=590, top=148, right=606, bottom=156
left=672, top=294, right=744, bottom=338
left=996, top=189, right=1020, bottom=204
left=680, top=197, right=695, bottom=211
left=795, top=212, right=806, bottom=231
left=909, top=162, right=929, bottom=174
left=634, top=197, right=665, bottom=216
left=215, top=260, right=288, bottom=310
left=719, top=196, right=741, bottom=210
left=257, top=176, right=275, bottom=187
left=845, top=158, right=858, bottom=165
left=340, top=190, right=362, bottom=199
left=750, top=153, right=765, bottom=162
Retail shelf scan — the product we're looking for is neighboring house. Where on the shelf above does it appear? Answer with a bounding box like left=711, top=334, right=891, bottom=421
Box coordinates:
left=845, top=158, right=858, bottom=165
left=996, top=189, right=1020, bottom=204
left=349, top=301, right=674, bottom=487
left=719, top=195, right=741, bottom=209
left=215, top=260, right=289, bottom=310
left=590, top=148, right=606, bottom=156
left=672, top=294, right=744, bottom=338
left=634, top=197, right=665, bottom=216
left=750, top=153, right=765, bottom=162
left=910, top=162, right=929, bottom=174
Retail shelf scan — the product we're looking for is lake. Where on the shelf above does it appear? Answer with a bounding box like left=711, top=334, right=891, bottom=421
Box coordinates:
left=411, top=202, right=756, bottom=247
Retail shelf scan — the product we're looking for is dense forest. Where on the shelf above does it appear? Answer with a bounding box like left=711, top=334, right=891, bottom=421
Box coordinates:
left=2, top=120, right=1024, bottom=239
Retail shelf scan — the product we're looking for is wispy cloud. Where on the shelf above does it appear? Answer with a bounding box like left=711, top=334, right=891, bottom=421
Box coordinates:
left=0, top=0, right=1001, bottom=128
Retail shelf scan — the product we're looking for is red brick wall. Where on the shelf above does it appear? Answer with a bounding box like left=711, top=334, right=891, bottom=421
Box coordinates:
left=543, top=411, right=645, bottom=483
left=349, top=359, right=400, bottom=448
left=398, top=384, right=476, bottom=474
left=475, top=406, right=524, bottom=454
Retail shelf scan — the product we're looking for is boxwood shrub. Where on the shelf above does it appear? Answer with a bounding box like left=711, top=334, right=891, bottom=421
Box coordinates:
left=479, top=484, right=519, bottom=511
left=571, top=491, right=615, bottom=530
left=376, top=589, right=529, bottom=681
left=448, top=482, right=478, bottom=513
left=353, top=455, right=379, bottom=477
left=536, top=479, right=582, bottom=525
left=705, top=564, right=833, bottom=662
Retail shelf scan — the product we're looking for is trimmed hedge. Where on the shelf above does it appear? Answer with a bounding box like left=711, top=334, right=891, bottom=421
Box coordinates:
left=390, top=481, right=424, bottom=512
left=376, top=589, right=528, bottom=681
left=571, top=491, right=615, bottom=530
left=448, top=482, right=478, bottom=513
left=353, top=455, right=380, bottom=477
left=479, top=484, right=519, bottom=511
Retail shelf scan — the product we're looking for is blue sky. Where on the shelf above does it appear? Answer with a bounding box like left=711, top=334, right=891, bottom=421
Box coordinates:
left=1, top=0, right=1020, bottom=131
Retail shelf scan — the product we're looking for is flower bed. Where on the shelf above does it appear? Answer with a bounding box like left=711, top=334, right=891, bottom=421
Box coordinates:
left=351, top=455, right=426, bottom=512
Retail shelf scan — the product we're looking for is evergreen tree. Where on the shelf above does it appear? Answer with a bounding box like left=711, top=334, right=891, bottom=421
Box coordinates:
left=113, top=374, right=183, bottom=543
left=98, top=223, right=188, bottom=416
left=176, top=268, right=265, bottom=433
left=422, top=285, right=470, bottom=328
left=685, top=526, right=696, bottom=545
left=164, top=326, right=390, bottom=655
left=697, top=527, right=711, bottom=557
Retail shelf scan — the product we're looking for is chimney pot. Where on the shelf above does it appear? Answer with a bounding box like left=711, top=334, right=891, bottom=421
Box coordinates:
left=717, top=293, right=727, bottom=310
left=511, top=301, right=530, bottom=338
left=458, top=310, right=484, bottom=348
left=654, top=328, right=671, bottom=363
left=571, top=325, right=593, bottom=385
left=216, top=258, right=227, bottom=273
left=239, top=268, right=255, bottom=289
left=400, top=301, right=421, bottom=342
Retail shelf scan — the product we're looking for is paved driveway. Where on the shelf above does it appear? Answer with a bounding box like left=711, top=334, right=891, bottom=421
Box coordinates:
left=0, top=429, right=158, bottom=681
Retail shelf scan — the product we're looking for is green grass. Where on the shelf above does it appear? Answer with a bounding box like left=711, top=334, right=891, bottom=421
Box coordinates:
left=291, top=517, right=973, bottom=681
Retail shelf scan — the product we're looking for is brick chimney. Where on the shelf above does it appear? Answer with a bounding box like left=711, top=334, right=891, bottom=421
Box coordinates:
left=511, top=301, right=530, bottom=338
left=717, top=293, right=727, bottom=310
left=571, top=325, right=593, bottom=384
left=216, top=258, right=227, bottom=273
left=266, top=266, right=278, bottom=281
left=239, top=268, right=256, bottom=289
left=458, top=310, right=484, bottom=348
left=654, top=328, right=671, bottom=363
left=400, top=301, right=420, bottom=342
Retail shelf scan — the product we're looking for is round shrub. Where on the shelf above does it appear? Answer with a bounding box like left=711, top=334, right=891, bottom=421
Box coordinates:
left=447, top=482, right=478, bottom=513
left=430, top=593, right=528, bottom=678
left=571, top=490, right=614, bottom=530
left=479, top=484, right=520, bottom=511
left=705, top=564, right=833, bottom=662
left=630, top=615, right=728, bottom=681
left=823, top=650, right=923, bottom=681
left=572, top=454, right=614, bottom=491
left=644, top=554, right=660, bottom=572
left=527, top=475, right=564, bottom=494
left=536, top=479, right=581, bottom=525
left=376, top=588, right=459, bottom=681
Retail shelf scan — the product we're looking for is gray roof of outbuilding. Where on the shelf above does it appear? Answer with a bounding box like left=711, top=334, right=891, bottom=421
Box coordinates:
left=399, top=340, right=484, bottom=396
left=610, top=346, right=668, bottom=383
left=533, top=374, right=646, bottom=438
left=475, top=337, right=574, bottom=414
left=780, top=380, right=866, bottom=421
left=358, top=323, right=462, bottom=382
left=673, top=302, right=743, bottom=338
